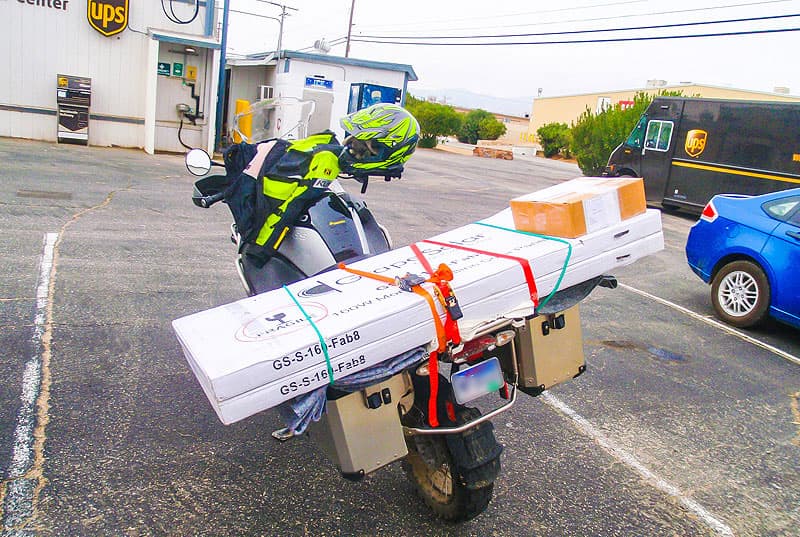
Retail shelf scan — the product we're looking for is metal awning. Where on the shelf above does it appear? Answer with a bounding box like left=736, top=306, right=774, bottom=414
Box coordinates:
left=149, top=29, right=221, bottom=50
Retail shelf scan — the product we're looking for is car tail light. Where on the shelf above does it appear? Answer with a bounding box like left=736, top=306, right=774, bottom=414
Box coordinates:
left=700, top=200, right=718, bottom=222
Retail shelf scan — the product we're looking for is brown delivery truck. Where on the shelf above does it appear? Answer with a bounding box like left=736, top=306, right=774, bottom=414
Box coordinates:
left=604, top=96, right=800, bottom=213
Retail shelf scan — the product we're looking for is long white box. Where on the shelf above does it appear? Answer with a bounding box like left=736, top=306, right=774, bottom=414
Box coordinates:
left=173, top=208, right=664, bottom=424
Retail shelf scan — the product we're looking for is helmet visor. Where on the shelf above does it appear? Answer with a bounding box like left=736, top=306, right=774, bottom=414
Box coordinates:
left=343, top=136, right=389, bottom=162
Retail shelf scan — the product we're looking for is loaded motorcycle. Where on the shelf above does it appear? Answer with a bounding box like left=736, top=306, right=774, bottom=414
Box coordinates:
left=183, top=100, right=615, bottom=521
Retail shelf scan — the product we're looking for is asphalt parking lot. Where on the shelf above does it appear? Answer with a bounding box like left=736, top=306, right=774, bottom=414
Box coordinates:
left=0, top=137, right=798, bottom=537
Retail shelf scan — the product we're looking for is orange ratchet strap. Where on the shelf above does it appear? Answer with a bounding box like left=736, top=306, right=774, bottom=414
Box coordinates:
left=337, top=261, right=450, bottom=428
left=409, top=243, right=462, bottom=346
left=422, top=239, right=540, bottom=306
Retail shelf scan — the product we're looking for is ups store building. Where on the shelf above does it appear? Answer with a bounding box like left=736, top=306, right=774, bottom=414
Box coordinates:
left=1, top=0, right=221, bottom=153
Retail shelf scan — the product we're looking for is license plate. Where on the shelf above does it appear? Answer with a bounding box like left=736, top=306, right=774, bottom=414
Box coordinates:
left=451, top=357, right=504, bottom=404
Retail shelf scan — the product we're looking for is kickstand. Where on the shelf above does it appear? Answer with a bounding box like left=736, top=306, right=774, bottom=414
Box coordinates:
left=271, top=427, right=295, bottom=442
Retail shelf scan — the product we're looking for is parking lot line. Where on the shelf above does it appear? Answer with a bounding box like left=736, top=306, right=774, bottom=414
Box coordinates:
left=2, top=233, right=57, bottom=532
left=619, top=283, right=800, bottom=366
left=542, top=392, right=736, bottom=537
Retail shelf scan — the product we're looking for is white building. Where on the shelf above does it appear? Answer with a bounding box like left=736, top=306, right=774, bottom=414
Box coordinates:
left=0, top=3, right=418, bottom=153
left=224, top=50, right=417, bottom=142
left=1, top=0, right=222, bottom=154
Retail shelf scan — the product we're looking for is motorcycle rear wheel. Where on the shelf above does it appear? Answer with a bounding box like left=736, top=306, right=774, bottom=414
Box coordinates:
left=401, top=433, right=493, bottom=522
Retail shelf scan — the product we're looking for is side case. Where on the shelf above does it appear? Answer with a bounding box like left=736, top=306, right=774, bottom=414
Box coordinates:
left=308, top=372, right=413, bottom=480
left=514, top=304, right=585, bottom=395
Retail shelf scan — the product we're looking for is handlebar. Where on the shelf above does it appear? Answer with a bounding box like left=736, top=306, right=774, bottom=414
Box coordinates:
left=196, top=191, right=225, bottom=208
left=192, top=174, right=230, bottom=208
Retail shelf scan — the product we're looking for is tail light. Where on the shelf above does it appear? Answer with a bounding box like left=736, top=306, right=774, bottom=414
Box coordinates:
left=452, top=329, right=516, bottom=364
left=700, top=200, right=718, bottom=223
left=415, top=329, right=517, bottom=375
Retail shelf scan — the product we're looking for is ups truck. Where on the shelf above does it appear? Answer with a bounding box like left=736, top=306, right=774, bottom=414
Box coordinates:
left=604, top=96, right=800, bottom=213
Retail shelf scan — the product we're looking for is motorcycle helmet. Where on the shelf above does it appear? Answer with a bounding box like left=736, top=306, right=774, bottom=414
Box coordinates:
left=339, top=103, right=420, bottom=176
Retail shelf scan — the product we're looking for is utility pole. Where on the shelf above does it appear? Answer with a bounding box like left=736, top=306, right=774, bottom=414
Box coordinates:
left=253, top=0, right=298, bottom=58
left=214, top=0, right=230, bottom=150
left=276, top=4, right=287, bottom=57
left=345, top=0, right=355, bottom=57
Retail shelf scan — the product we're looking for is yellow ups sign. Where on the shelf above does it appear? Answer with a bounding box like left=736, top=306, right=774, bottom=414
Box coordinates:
left=685, top=129, right=708, bottom=158
left=88, top=0, right=129, bottom=37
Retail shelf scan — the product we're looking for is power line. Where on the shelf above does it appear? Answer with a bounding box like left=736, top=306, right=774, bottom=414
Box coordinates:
left=360, top=0, right=649, bottom=29
left=355, top=13, right=800, bottom=40
left=352, top=26, right=800, bottom=46
left=225, top=8, right=281, bottom=21
left=357, top=0, right=793, bottom=34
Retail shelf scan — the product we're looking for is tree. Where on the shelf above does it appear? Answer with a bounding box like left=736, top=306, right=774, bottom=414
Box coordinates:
left=478, top=117, right=507, bottom=140
left=405, top=95, right=462, bottom=148
left=457, top=109, right=506, bottom=144
left=570, top=90, right=684, bottom=176
left=536, top=122, right=571, bottom=158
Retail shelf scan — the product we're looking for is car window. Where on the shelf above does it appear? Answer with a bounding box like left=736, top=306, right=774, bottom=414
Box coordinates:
left=644, top=120, right=674, bottom=151
left=763, top=196, right=800, bottom=221
left=625, top=115, right=647, bottom=149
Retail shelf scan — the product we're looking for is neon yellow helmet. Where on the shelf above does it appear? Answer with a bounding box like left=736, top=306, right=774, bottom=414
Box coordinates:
left=339, top=103, right=420, bottom=177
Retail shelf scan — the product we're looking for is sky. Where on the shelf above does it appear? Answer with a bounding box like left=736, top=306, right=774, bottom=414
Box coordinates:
left=220, top=0, right=800, bottom=113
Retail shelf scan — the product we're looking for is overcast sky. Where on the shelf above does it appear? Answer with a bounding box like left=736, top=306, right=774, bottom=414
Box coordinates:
left=222, top=0, right=800, bottom=103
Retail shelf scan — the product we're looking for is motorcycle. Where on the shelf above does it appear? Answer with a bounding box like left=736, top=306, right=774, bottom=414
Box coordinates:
left=183, top=100, right=616, bottom=521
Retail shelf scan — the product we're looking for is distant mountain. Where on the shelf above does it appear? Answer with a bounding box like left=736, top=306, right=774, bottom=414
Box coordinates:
left=408, top=87, right=533, bottom=118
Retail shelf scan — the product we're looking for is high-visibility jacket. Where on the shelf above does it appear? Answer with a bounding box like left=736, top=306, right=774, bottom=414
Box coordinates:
left=240, top=132, right=342, bottom=264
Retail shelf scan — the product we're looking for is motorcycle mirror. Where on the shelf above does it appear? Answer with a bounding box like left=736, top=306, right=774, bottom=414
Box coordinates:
left=185, top=148, right=212, bottom=176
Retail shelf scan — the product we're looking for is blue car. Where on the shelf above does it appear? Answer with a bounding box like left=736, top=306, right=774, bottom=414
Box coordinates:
left=686, top=188, right=800, bottom=329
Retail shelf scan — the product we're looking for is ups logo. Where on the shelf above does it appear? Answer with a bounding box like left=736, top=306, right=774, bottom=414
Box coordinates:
left=88, top=0, right=129, bottom=37
left=685, top=129, right=707, bottom=158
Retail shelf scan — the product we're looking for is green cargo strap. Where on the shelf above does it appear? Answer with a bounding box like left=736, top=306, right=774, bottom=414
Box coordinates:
left=475, top=222, right=572, bottom=310
left=283, top=285, right=335, bottom=385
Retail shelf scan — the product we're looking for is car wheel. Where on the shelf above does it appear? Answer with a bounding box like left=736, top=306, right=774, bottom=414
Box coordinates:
left=710, top=260, right=770, bottom=328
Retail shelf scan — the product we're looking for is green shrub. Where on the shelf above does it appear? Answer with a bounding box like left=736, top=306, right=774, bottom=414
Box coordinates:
left=570, top=91, right=683, bottom=176
left=405, top=95, right=462, bottom=148
left=417, top=135, right=438, bottom=149
left=457, top=109, right=506, bottom=144
left=536, top=122, right=571, bottom=158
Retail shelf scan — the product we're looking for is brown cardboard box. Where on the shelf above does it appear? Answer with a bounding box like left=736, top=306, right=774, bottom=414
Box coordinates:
left=510, top=177, right=646, bottom=238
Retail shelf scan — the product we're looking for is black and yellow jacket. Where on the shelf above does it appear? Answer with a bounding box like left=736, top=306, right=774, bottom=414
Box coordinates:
left=222, top=131, right=342, bottom=265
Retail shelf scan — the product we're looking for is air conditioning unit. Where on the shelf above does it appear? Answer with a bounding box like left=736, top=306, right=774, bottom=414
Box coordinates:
left=258, top=85, right=274, bottom=101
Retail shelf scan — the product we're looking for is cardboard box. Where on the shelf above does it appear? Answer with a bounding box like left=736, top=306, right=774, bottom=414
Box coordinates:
left=510, top=177, right=646, bottom=238
left=173, top=206, right=664, bottom=424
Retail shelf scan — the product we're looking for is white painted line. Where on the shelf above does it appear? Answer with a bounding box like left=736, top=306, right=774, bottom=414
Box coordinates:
left=619, top=283, right=800, bottom=366
left=3, top=233, right=57, bottom=527
left=541, top=392, right=736, bottom=537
